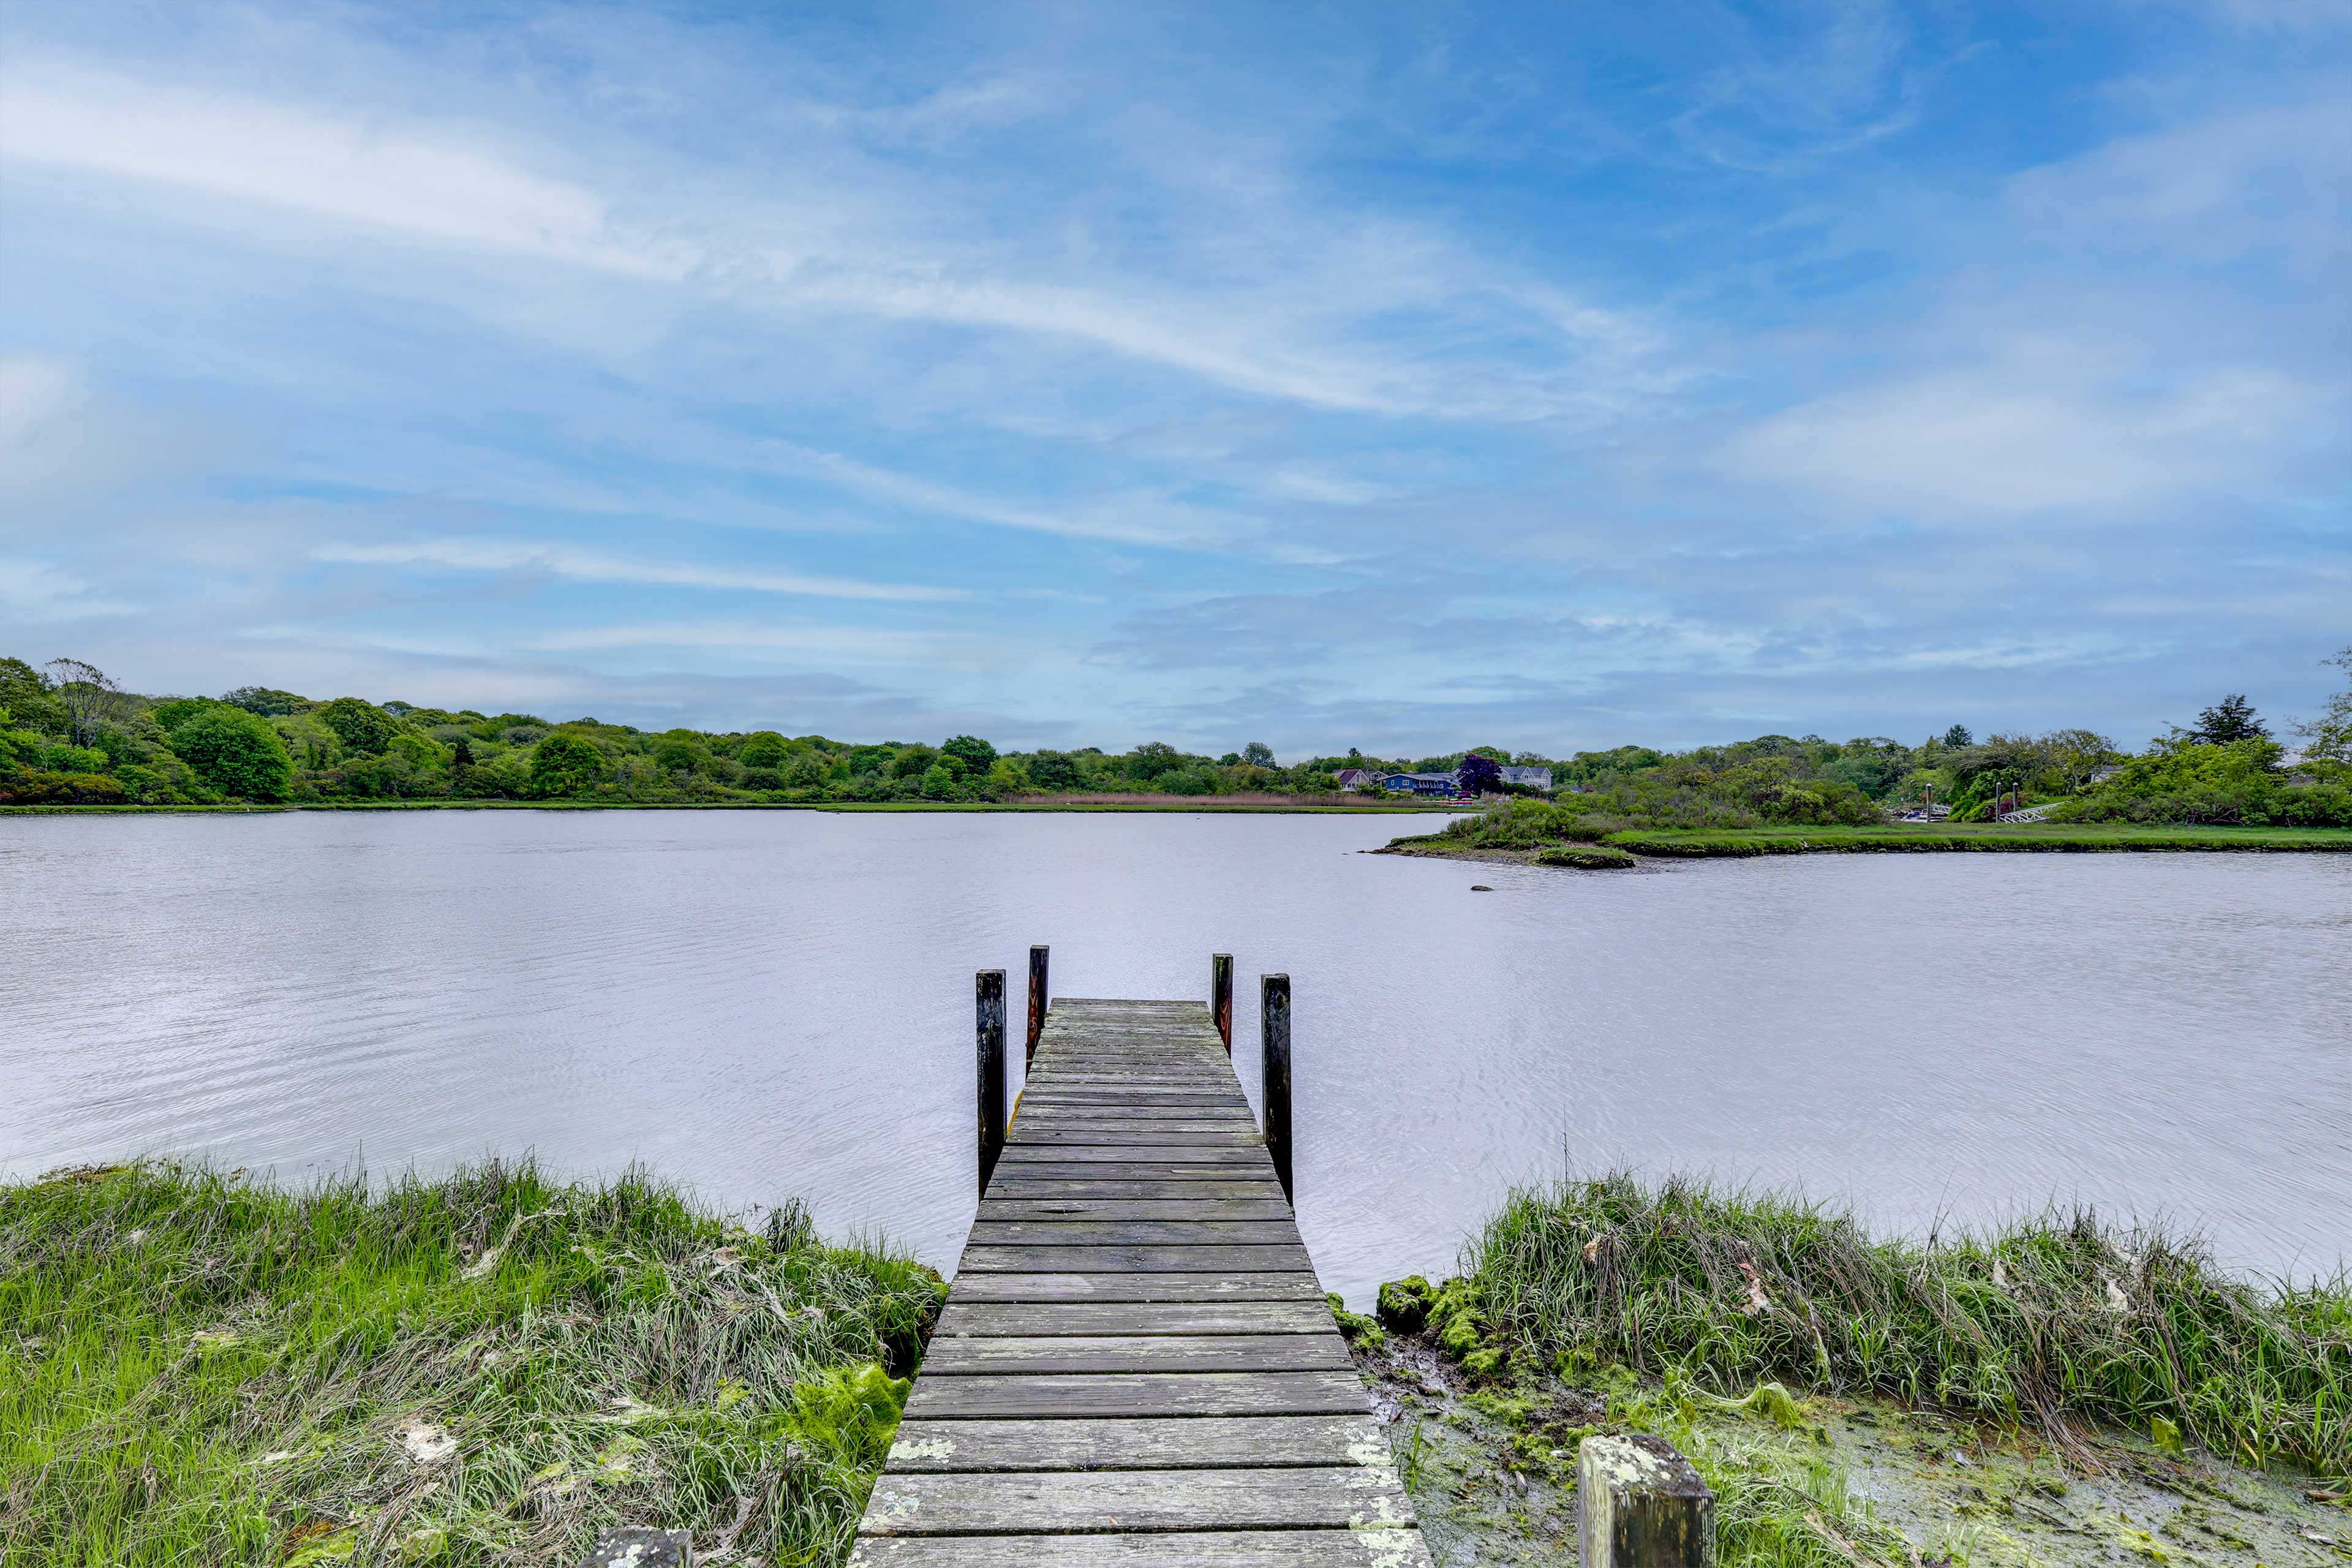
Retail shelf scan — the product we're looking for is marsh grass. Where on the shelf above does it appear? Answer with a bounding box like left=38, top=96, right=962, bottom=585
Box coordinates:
left=0, top=1159, right=946, bottom=1565
left=1412, top=801, right=2352, bottom=857
left=1466, top=1175, right=2351, bottom=1477
left=1609, top=824, right=2352, bottom=854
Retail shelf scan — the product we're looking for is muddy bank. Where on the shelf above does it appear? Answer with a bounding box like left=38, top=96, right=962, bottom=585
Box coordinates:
left=1346, top=1334, right=2348, bottom=1566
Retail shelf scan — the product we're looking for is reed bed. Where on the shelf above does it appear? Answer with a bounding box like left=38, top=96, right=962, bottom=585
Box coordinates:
left=1463, top=1174, right=2350, bottom=1476
left=0, top=1159, right=944, bottom=1566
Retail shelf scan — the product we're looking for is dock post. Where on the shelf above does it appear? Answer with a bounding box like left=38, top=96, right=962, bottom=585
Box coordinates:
left=1211, top=953, right=1234, bottom=1052
left=977, top=969, right=1006, bottom=1193
left=1578, top=1434, right=1716, bottom=1567
left=1261, top=973, right=1292, bottom=1204
left=1026, top=945, right=1049, bottom=1063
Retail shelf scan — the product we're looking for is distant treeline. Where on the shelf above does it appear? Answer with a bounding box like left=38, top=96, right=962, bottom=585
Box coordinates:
left=4, top=650, right=2347, bottom=827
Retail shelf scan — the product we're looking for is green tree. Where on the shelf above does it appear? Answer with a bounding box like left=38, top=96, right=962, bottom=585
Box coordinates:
left=2038, top=728, right=2117, bottom=793
left=2293, top=646, right=2352, bottom=766
left=740, top=731, right=791, bottom=769
left=0, top=657, right=67, bottom=736
left=1940, top=725, right=1973, bottom=748
left=529, top=732, right=606, bottom=797
left=654, top=738, right=706, bottom=774
left=316, top=697, right=401, bottom=755
left=941, top=734, right=997, bottom=774
left=1242, top=741, right=1276, bottom=767
left=2192, top=693, right=2267, bottom=744
left=170, top=706, right=293, bottom=801
left=222, top=685, right=311, bottom=717
left=1027, top=750, right=1081, bottom=790
left=45, top=658, right=129, bottom=747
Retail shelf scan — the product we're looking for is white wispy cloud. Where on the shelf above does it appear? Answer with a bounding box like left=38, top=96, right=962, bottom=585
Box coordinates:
left=311, top=539, right=965, bottom=601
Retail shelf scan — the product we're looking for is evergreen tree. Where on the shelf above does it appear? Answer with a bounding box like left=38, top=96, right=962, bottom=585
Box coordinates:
left=2193, top=694, right=2267, bottom=744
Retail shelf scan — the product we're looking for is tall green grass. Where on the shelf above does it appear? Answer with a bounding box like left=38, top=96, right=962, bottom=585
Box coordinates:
left=0, top=1160, right=945, bottom=1565
left=1464, top=1175, right=2350, bottom=1476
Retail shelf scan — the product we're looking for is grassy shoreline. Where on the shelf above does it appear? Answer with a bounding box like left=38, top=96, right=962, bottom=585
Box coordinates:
left=1357, top=1175, right=2350, bottom=1564
left=0, top=1161, right=943, bottom=1566
left=9, top=1163, right=2342, bottom=1564
left=1385, top=819, right=2352, bottom=864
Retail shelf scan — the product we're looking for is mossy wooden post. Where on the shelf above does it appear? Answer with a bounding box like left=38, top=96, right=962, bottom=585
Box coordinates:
left=1261, top=973, right=1292, bottom=1204
left=1025, top=944, right=1049, bottom=1064
left=1211, top=952, right=1234, bottom=1052
left=1578, top=1434, right=1716, bottom=1568
left=581, top=1527, right=690, bottom=1566
left=976, top=969, right=1006, bottom=1194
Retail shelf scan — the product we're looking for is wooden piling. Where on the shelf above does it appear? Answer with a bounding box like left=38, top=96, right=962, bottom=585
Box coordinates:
left=1261, top=973, right=1292, bottom=1205
left=977, top=969, right=1007, bottom=1194
left=1579, top=1434, right=1716, bottom=1567
left=1026, top=945, right=1050, bottom=1063
left=1210, top=952, right=1234, bottom=1052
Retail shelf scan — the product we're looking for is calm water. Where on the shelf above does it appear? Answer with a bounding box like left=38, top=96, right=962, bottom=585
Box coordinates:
left=3, top=812, right=2347, bottom=1301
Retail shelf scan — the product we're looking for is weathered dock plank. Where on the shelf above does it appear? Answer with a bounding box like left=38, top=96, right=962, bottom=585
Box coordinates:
left=851, top=1534, right=1431, bottom=1567
left=919, top=1333, right=1355, bottom=1375
left=974, top=1198, right=1297, bottom=1222
left=944, top=1272, right=1325, bottom=1303
left=856, top=994, right=1426, bottom=1563
left=885, top=1414, right=1389, bottom=1471
left=859, top=1464, right=1415, bottom=1533
left=933, top=1300, right=1332, bottom=1337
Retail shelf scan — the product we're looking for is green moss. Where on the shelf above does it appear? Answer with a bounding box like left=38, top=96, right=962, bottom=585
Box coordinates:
left=777, top=1362, right=911, bottom=1469
left=1376, top=1275, right=1434, bottom=1333
left=1439, top=1309, right=1485, bottom=1360
left=1325, top=1292, right=1387, bottom=1351
left=1460, top=1346, right=1511, bottom=1382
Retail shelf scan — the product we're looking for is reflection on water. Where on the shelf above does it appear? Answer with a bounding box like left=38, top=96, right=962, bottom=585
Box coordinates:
left=3, top=811, right=2346, bottom=1300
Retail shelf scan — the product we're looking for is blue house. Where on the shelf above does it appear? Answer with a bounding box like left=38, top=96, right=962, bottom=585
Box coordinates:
left=1379, top=771, right=1462, bottom=796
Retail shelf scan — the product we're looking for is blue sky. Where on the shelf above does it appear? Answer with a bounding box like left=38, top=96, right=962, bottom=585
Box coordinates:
left=1, top=1, right=2345, bottom=755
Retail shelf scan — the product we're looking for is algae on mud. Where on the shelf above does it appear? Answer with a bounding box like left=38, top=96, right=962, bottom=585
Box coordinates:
left=0, top=1160, right=945, bottom=1567
left=1356, top=1339, right=2348, bottom=1567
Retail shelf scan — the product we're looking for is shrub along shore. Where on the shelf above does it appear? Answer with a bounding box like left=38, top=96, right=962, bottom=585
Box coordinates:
left=6, top=1162, right=2343, bottom=1565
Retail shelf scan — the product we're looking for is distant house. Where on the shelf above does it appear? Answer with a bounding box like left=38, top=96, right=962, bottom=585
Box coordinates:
left=1380, top=771, right=1463, bottom=797
left=1498, top=765, right=1553, bottom=793
left=1334, top=768, right=1373, bottom=793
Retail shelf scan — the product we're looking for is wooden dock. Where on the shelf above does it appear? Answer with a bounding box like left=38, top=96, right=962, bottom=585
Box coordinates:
left=851, top=995, right=1430, bottom=1566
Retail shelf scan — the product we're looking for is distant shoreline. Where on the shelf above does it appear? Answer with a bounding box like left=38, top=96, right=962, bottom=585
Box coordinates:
left=1, top=797, right=1471, bottom=817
